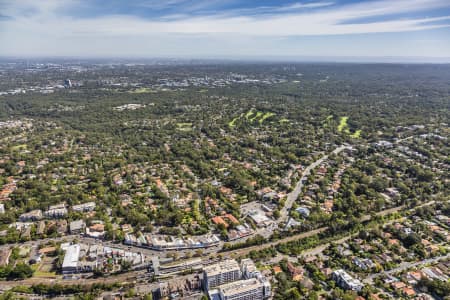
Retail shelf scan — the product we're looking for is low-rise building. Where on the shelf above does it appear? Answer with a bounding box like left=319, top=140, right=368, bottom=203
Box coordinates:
left=44, top=203, right=68, bottom=218
left=70, top=220, right=86, bottom=234
left=62, top=244, right=80, bottom=274
left=19, top=209, right=43, bottom=221
left=37, top=221, right=46, bottom=235
left=248, top=211, right=271, bottom=227
left=57, top=220, right=68, bottom=234
left=332, top=269, right=364, bottom=292
left=227, top=224, right=253, bottom=241
left=0, top=248, right=11, bottom=266
left=38, top=246, right=56, bottom=256
left=352, top=257, right=375, bottom=270
left=86, top=223, right=105, bottom=238
left=287, top=262, right=304, bottom=281
left=72, top=202, right=96, bottom=212
left=295, top=207, right=310, bottom=218
left=126, top=233, right=220, bottom=250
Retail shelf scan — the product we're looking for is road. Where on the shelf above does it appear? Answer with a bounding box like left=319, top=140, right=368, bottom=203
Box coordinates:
left=220, top=201, right=407, bottom=259
left=364, top=253, right=450, bottom=284
left=0, top=235, right=78, bottom=251
left=0, top=201, right=426, bottom=292
left=223, top=227, right=328, bottom=258
left=279, top=144, right=352, bottom=224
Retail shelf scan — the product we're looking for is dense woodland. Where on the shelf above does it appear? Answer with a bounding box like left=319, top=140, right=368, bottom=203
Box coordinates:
left=0, top=63, right=448, bottom=238
left=0, top=62, right=449, bottom=299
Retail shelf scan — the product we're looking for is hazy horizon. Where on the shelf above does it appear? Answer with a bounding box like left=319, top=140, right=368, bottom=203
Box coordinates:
left=2, top=55, right=450, bottom=64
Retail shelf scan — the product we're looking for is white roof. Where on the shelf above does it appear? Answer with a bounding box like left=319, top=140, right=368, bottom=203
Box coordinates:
left=62, top=244, right=80, bottom=268
left=204, top=259, right=240, bottom=277
left=220, top=278, right=263, bottom=296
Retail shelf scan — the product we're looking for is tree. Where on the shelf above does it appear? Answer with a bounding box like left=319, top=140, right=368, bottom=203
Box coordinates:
left=124, top=288, right=136, bottom=298
left=403, top=233, right=421, bottom=247
left=289, top=288, right=301, bottom=300
left=8, top=263, right=34, bottom=279
left=273, top=209, right=281, bottom=219
left=143, top=294, right=153, bottom=300
left=120, top=260, right=132, bottom=272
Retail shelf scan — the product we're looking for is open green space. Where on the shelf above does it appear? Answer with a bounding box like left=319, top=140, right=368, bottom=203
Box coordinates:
left=176, top=123, right=193, bottom=131
left=249, top=111, right=263, bottom=122
left=128, top=87, right=153, bottom=94
left=337, top=116, right=349, bottom=133
left=230, top=110, right=278, bottom=127
left=245, top=108, right=256, bottom=119
left=350, top=129, right=362, bottom=138
left=11, top=144, right=27, bottom=151
left=228, top=116, right=240, bottom=128
left=258, top=112, right=276, bottom=124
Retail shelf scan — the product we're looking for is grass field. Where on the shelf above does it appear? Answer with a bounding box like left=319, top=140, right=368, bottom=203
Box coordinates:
left=11, top=144, right=27, bottom=151
left=228, top=116, right=240, bottom=127
left=176, top=123, right=193, bottom=131
left=230, top=110, right=277, bottom=127
left=128, top=87, right=153, bottom=94
left=32, top=259, right=57, bottom=278
left=337, top=116, right=349, bottom=133
left=259, top=112, right=276, bottom=124
left=350, top=129, right=362, bottom=138
left=34, top=270, right=57, bottom=278
left=249, top=111, right=263, bottom=122
left=245, top=108, right=256, bottom=119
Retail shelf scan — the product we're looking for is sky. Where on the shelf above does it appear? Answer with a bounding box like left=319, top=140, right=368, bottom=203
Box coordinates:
left=0, top=0, right=450, bottom=61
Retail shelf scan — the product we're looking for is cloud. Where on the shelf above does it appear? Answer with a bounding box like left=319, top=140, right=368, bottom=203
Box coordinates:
left=0, top=0, right=449, bottom=57
left=276, top=1, right=335, bottom=11
left=2, top=0, right=449, bottom=36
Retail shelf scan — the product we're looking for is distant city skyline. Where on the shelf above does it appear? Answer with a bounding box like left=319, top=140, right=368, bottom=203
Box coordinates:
left=1, top=0, right=450, bottom=61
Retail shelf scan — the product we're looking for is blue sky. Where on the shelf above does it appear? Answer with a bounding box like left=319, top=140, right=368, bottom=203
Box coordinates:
left=0, top=0, right=450, bottom=61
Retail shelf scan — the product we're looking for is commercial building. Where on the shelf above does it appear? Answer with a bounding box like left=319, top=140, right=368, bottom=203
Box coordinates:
left=61, top=242, right=146, bottom=274
left=248, top=211, right=271, bottom=227
left=62, top=244, right=80, bottom=274
left=205, top=259, right=271, bottom=300
left=125, top=233, right=220, bottom=250
left=64, top=79, right=72, bottom=88
left=204, top=259, right=241, bottom=290
left=332, top=269, right=364, bottom=292
left=218, top=278, right=265, bottom=300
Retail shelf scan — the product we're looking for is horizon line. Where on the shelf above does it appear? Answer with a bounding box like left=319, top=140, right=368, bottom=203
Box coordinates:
left=1, top=55, right=450, bottom=64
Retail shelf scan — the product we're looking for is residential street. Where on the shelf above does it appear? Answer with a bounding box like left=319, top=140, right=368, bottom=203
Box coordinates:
left=279, top=144, right=352, bottom=224
left=364, top=253, right=450, bottom=284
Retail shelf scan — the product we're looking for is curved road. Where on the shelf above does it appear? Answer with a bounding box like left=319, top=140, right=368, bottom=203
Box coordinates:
left=279, top=144, right=352, bottom=224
